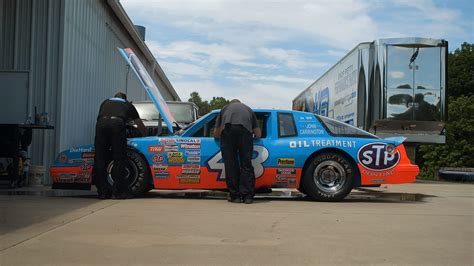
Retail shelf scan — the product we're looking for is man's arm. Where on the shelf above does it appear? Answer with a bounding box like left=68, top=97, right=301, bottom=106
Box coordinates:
left=213, top=126, right=221, bottom=138
left=134, top=118, right=147, bottom=137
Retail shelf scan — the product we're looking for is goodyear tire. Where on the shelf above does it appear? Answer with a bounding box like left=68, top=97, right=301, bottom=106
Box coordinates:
left=302, top=152, right=354, bottom=201
left=105, top=149, right=150, bottom=197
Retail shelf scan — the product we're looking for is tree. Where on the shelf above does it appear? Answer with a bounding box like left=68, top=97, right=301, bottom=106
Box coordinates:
left=418, top=42, right=474, bottom=179
left=188, top=91, right=210, bottom=116
left=209, top=97, right=229, bottom=111
left=447, top=42, right=474, bottom=98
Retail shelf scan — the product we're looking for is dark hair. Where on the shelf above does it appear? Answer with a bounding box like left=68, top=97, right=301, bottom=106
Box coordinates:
left=114, top=92, right=127, bottom=100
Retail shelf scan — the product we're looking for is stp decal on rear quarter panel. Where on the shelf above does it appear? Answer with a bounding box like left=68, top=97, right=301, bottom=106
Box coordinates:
left=357, top=142, right=400, bottom=171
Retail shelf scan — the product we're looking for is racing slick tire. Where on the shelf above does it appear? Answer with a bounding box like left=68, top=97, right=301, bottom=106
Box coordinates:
left=302, top=152, right=354, bottom=201
left=105, top=149, right=151, bottom=197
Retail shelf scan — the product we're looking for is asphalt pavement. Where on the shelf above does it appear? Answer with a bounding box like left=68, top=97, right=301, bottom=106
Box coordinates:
left=0, top=181, right=473, bottom=265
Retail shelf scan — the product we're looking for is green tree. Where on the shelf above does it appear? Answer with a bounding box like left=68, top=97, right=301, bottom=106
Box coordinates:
left=447, top=43, right=474, bottom=98
left=418, top=42, right=474, bottom=179
left=209, top=97, right=229, bottom=111
left=188, top=91, right=210, bottom=116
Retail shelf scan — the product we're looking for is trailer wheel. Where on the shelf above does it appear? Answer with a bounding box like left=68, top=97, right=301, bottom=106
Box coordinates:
left=105, top=150, right=150, bottom=197
left=302, top=152, right=354, bottom=201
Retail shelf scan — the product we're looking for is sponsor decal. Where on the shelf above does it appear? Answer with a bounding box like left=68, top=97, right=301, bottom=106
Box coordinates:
left=164, top=145, right=179, bottom=152
left=277, top=158, right=295, bottom=166
left=358, top=143, right=400, bottom=171
left=276, top=175, right=288, bottom=181
left=168, top=152, right=184, bottom=164
left=187, top=156, right=201, bottom=163
left=148, top=145, right=164, bottom=153
left=58, top=154, right=68, bottom=163
left=176, top=138, right=201, bottom=144
left=288, top=177, right=297, bottom=186
left=185, top=150, right=201, bottom=156
left=58, top=173, right=76, bottom=182
left=154, top=172, right=169, bottom=179
left=179, top=178, right=200, bottom=184
left=180, top=143, right=201, bottom=149
left=182, top=169, right=200, bottom=174
left=276, top=168, right=296, bottom=175
left=80, top=163, right=92, bottom=171
left=152, top=164, right=168, bottom=171
left=177, top=174, right=200, bottom=179
left=360, top=169, right=394, bottom=177
left=272, top=181, right=288, bottom=188
left=289, top=140, right=356, bottom=148
left=82, top=152, right=95, bottom=159
left=152, top=155, right=165, bottom=163
left=70, top=147, right=94, bottom=153
left=182, top=164, right=200, bottom=169
left=159, top=138, right=176, bottom=145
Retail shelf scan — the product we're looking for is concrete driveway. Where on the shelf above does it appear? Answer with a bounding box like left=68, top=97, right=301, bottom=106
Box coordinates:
left=0, top=181, right=473, bottom=265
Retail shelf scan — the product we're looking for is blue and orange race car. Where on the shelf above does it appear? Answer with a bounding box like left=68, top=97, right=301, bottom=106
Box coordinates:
left=49, top=48, right=419, bottom=201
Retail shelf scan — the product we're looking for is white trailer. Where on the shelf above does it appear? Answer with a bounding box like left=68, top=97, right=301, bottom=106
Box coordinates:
left=293, top=37, right=447, bottom=147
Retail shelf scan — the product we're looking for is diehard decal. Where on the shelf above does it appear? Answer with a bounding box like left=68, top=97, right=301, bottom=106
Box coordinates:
left=357, top=143, right=400, bottom=171
left=277, top=158, right=295, bottom=166
left=70, top=147, right=94, bottom=153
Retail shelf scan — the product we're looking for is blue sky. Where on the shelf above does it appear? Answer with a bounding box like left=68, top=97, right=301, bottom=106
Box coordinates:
left=121, top=0, right=473, bottom=109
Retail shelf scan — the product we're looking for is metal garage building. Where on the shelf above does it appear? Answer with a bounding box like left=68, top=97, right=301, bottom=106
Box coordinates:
left=0, top=0, right=179, bottom=184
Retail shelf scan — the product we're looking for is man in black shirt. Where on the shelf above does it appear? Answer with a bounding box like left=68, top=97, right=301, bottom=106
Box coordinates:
left=94, top=92, right=146, bottom=199
left=214, top=99, right=261, bottom=204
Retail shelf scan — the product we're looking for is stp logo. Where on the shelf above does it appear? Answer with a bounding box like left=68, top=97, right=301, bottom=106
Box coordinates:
left=358, top=143, right=400, bottom=171
left=152, top=155, right=164, bottom=163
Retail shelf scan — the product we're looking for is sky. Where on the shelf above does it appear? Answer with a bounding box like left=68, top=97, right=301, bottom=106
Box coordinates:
left=121, top=0, right=473, bottom=109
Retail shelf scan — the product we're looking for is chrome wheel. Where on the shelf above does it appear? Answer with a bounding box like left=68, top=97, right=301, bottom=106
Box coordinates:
left=106, top=159, right=139, bottom=188
left=313, top=161, right=347, bottom=193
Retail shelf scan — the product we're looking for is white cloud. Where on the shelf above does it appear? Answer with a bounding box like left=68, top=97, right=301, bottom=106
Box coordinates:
left=226, top=69, right=312, bottom=84
left=389, top=71, right=405, bottom=79
left=259, top=47, right=329, bottom=69
left=160, top=61, right=211, bottom=78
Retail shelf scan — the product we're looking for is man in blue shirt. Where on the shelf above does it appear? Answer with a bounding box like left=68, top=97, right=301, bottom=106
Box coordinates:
left=94, top=92, right=145, bottom=199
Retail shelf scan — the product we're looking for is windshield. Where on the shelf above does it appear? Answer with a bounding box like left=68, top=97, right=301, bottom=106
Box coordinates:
left=134, top=102, right=195, bottom=123
left=168, top=103, right=195, bottom=123
left=317, top=115, right=378, bottom=138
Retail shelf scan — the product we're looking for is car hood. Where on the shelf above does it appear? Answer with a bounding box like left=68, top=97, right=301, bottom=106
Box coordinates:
left=118, top=48, right=177, bottom=133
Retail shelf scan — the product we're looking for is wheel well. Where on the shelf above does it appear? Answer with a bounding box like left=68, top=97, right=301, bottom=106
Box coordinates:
left=126, top=146, right=153, bottom=187
left=301, top=148, right=361, bottom=188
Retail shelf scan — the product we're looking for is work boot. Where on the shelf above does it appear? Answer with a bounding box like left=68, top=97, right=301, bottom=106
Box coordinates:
left=227, top=193, right=241, bottom=203
left=243, top=196, right=254, bottom=204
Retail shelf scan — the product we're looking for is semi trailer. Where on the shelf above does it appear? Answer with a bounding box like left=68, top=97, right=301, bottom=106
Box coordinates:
left=293, top=38, right=447, bottom=158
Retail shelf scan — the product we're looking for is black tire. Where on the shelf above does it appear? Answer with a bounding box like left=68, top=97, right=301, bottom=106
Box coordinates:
left=105, top=149, right=151, bottom=197
left=302, top=152, right=354, bottom=201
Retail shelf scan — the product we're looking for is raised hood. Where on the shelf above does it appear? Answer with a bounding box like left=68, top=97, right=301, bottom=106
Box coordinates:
left=118, top=47, right=177, bottom=133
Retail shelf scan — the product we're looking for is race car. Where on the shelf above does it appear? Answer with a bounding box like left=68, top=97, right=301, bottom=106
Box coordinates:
left=49, top=48, right=419, bottom=201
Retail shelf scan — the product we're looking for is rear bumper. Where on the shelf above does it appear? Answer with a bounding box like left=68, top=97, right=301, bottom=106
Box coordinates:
left=359, top=163, right=419, bottom=185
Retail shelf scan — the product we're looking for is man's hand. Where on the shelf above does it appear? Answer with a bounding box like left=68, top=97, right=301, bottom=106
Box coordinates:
left=253, top=127, right=262, bottom=138
left=213, top=126, right=221, bottom=138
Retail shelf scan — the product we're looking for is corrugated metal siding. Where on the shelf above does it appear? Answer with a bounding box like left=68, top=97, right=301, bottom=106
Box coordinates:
left=29, top=0, right=62, bottom=181
left=0, top=0, right=31, bottom=70
left=0, top=0, right=177, bottom=184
